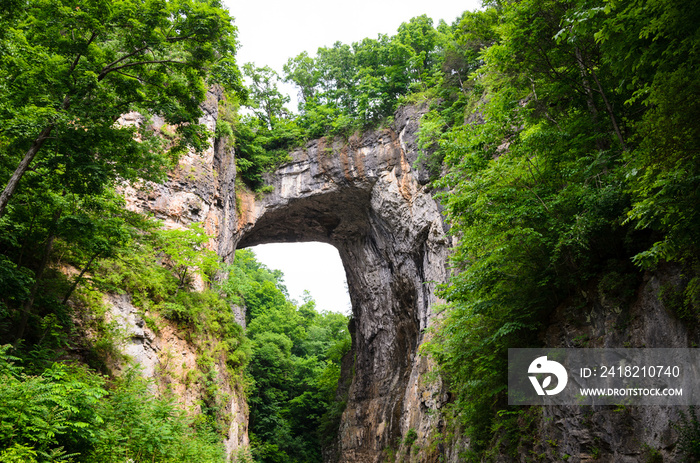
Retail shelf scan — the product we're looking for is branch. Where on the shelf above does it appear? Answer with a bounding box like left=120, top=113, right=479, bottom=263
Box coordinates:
left=530, top=43, right=590, bottom=100
left=67, top=31, right=99, bottom=77
left=0, top=125, right=55, bottom=217
left=62, top=250, right=102, bottom=304
left=98, top=59, right=187, bottom=81
left=589, top=67, right=627, bottom=151
left=100, top=43, right=152, bottom=71
left=114, top=70, right=170, bottom=93
left=114, top=70, right=143, bottom=82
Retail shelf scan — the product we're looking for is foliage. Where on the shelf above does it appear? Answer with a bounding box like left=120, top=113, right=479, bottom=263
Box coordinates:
left=674, top=406, right=700, bottom=459
left=419, top=0, right=699, bottom=457
left=283, top=16, right=445, bottom=136
left=0, top=187, right=249, bottom=459
left=228, top=251, right=352, bottom=463
left=230, top=65, right=301, bottom=190
left=232, top=114, right=300, bottom=190
left=2, top=0, right=699, bottom=460
left=0, top=0, right=352, bottom=461
left=0, top=0, right=245, bottom=355
left=403, top=428, right=418, bottom=447
left=0, top=203, right=250, bottom=461
left=0, top=345, right=225, bottom=462
left=160, top=223, right=221, bottom=293
left=597, top=0, right=700, bottom=264
left=0, top=0, right=245, bottom=216
left=93, top=220, right=250, bottom=377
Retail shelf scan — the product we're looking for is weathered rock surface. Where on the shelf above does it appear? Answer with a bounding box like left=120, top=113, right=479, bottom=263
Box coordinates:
left=113, top=87, right=249, bottom=461
left=120, top=96, right=453, bottom=462
left=104, top=292, right=250, bottom=459
left=526, top=264, right=695, bottom=463
left=233, top=104, right=454, bottom=462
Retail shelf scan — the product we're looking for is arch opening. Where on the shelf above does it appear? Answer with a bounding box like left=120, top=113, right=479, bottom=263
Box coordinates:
left=246, top=241, right=352, bottom=315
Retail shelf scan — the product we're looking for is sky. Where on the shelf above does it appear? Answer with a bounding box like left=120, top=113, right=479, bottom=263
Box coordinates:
left=223, top=0, right=482, bottom=314
left=226, top=0, right=483, bottom=108
left=227, top=0, right=482, bottom=72
left=249, top=242, right=352, bottom=314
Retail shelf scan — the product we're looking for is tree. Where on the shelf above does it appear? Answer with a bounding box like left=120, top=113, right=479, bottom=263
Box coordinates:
left=234, top=64, right=301, bottom=189
left=0, top=0, right=244, bottom=217
left=596, top=0, right=700, bottom=268
left=159, top=223, right=221, bottom=295
left=283, top=52, right=320, bottom=109
left=227, top=250, right=350, bottom=463
left=422, top=0, right=637, bottom=453
left=242, top=63, right=290, bottom=129
left=396, top=14, right=441, bottom=91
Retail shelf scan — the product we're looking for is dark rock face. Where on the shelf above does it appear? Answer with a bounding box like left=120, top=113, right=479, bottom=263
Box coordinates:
left=231, top=104, right=453, bottom=462
left=528, top=265, right=695, bottom=463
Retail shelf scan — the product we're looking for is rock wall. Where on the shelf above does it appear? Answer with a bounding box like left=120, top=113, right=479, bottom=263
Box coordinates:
left=104, top=292, right=250, bottom=459
left=524, top=264, right=696, bottom=463
left=113, top=86, right=249, bottom=460
left=121, top=95, right=455, bottom=462
left=232, top=104, right=455, bottom=462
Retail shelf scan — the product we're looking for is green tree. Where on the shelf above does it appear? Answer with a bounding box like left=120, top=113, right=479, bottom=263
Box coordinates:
left=229, top=250, right=350, bottom=463
left=421, top=0, right=639, bottom=454
left=0, top=0, right=244, bottom=217
left=242, top=63, right=290, bottom=129
left=159, top=223, right=220, bottom=296
left=283, top=52, right=320, bottom=109
left=596, top=0, right=700, bottom=271
left=395, top=14, right=442, bottom=91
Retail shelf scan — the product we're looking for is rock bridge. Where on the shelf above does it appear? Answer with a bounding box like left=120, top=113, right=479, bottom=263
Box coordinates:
left=123, top=89, right=694, bottom=462
left=126, top=93, right=453, bottom=462
left=230, top=105, right=452, bottom=462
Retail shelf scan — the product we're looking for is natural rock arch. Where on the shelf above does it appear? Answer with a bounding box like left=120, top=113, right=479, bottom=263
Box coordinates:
left=127, top=90, right=697, bottom=463
left=121, top=92, right=454, bottom=460
left=231, top=106, right=452, bottom=462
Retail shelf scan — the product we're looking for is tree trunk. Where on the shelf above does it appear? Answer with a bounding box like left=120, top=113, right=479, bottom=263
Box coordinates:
left=62, top=251, right=101, bottom=304
left=589, top=67, right=627, bottom=151
left=0, top=125, right=55, bottom=217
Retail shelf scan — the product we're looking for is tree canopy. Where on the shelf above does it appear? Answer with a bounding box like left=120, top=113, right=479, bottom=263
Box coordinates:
left=0, top=0, right=245, bottom=216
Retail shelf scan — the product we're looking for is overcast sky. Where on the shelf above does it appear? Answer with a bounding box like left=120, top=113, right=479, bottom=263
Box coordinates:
left=227, top=0, right=482, bottom=73
left=223, top=0, right=482, bottom=313
left=249, top=242, right=352, bottom=314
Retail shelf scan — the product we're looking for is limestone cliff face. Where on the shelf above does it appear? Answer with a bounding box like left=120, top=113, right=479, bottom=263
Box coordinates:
left=104, top=293, right=249, bottom=459
left=233, top=104, right=454, bottom=462
left=115, top=86, right=249, bottom=460
left=524, top=264, right=695, bottom=463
